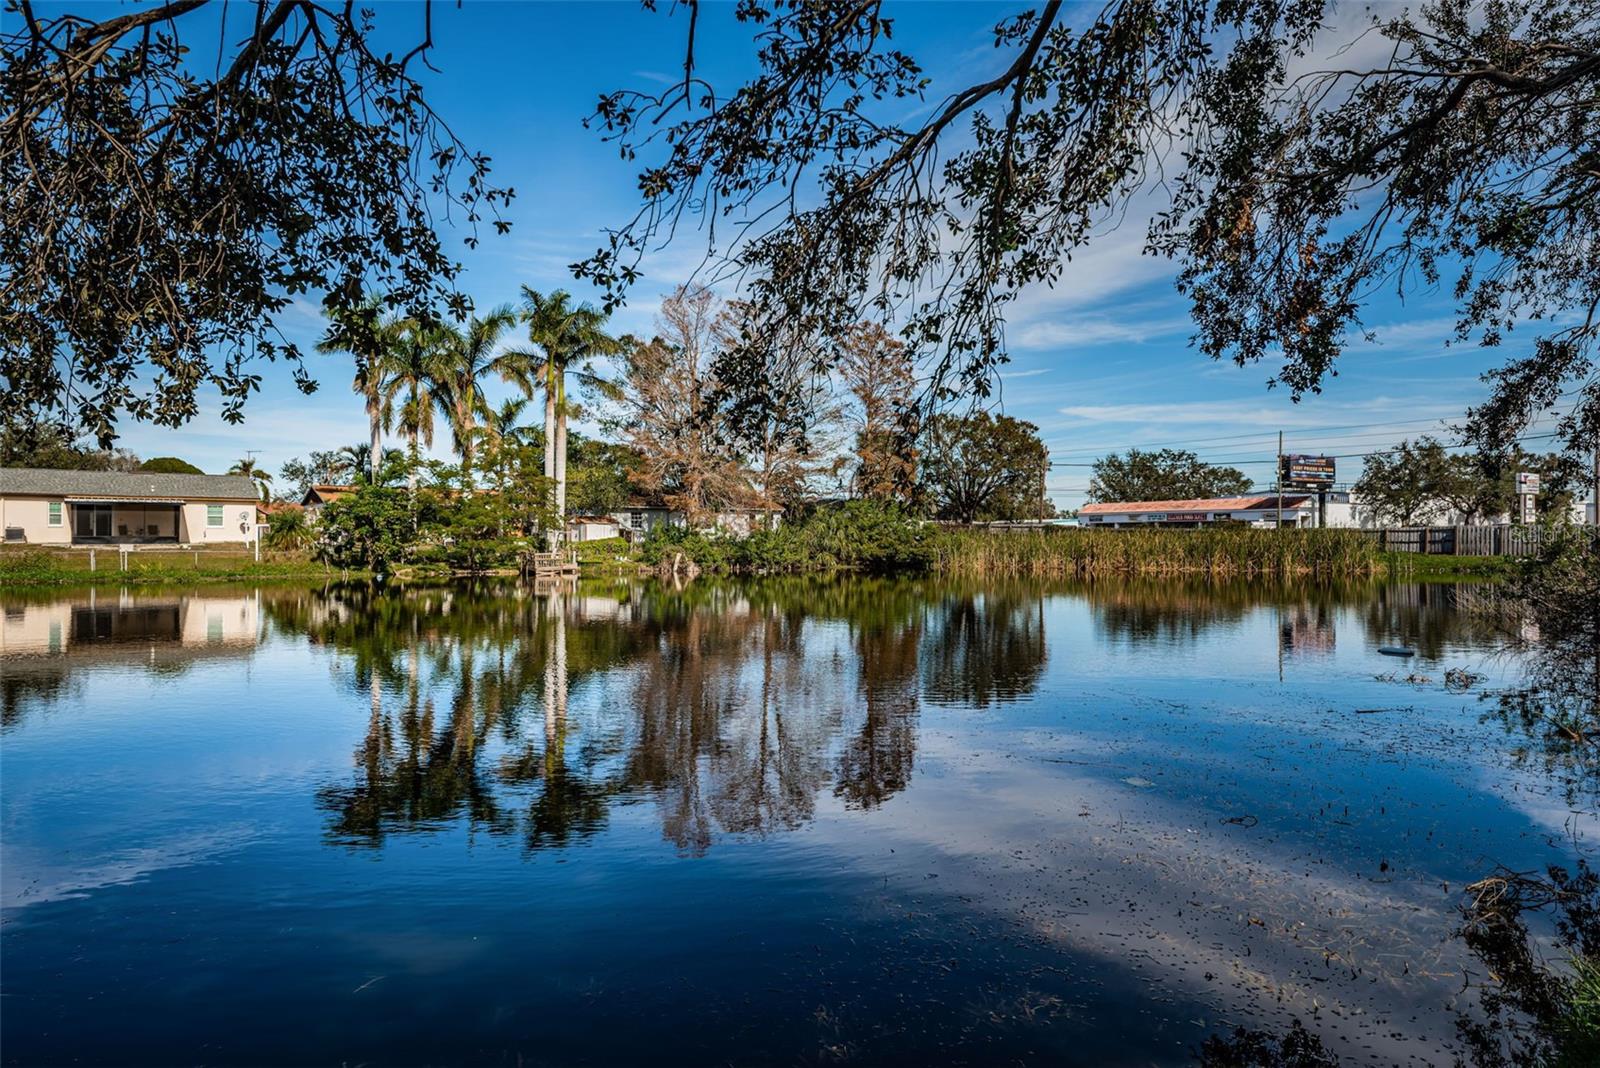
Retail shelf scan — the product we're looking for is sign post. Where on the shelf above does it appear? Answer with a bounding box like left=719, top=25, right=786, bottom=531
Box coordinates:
left=1515, top=471, right=1540, bottom=525
left=1277, top=454, right=1337, bottom=528
left=1276, top=432, right=1284, bottom=529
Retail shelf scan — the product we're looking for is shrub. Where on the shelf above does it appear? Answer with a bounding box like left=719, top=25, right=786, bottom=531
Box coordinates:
left=0, top=547, right=71, bottom=584
left=263, top=508, right=313, bottom=551
left=802, top=500, right=935, bottom=571
left=636, top=501, right=934, bottom=574
left=316, top=485, right=415, bottom=573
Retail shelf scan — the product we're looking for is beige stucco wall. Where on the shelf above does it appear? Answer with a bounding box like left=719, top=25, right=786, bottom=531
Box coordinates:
left=178, top=500, right=257, bottom=543
left=0, top=495, right=73, bottom=544
left=0, top=494, right=255, bottom=544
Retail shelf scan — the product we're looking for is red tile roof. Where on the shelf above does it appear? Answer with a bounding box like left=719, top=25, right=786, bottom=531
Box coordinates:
left=1079, top=494, right=1312, bottom=514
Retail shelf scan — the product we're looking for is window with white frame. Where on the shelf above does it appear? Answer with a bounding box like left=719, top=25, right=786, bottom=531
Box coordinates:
left=47, top=501, right=62, bottom=526
left=206, top=504, right=223, bottom=527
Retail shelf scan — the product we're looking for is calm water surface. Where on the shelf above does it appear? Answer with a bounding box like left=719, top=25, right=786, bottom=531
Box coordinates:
left=1, top=576, right=1591, bottom=1066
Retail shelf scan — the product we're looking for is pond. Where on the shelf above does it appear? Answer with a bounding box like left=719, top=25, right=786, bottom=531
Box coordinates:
left=0, top=576, right=1591, bottom=1065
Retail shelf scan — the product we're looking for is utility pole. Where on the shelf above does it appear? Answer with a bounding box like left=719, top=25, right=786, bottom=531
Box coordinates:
left=1039, top=458, right=1046, bottom=525
left=1277, top=431, right=1284, bottom=529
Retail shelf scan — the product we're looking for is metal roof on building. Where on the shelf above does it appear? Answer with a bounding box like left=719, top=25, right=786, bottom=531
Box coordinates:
left=0, top=467, right=260, bottom=501
left=1078, top=494, right=1313, bottom=514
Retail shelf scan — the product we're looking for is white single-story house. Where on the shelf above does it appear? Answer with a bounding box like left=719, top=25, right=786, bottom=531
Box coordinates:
left=566, top=514, right=623, bottom=543
left=610, top=501, right=784, bottom=542
left=1, top=467, right=261, bottom=546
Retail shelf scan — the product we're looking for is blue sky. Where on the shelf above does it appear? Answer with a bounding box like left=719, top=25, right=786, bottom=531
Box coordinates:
left=96, top=1, right=1523, bottom=509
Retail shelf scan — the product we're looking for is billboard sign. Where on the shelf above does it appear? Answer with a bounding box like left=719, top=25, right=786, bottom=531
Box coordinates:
left=1515, top=471, right=1541, bottom=494
left=1280, top=454, right=1336, bottom=489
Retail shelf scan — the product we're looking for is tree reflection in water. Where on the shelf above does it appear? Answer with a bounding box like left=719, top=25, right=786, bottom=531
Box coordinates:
left=292, top=579, right=966, bottom=853
left=12, top=576, right=1497, bottom=852
left=920, top=586, right=1047, bottom=707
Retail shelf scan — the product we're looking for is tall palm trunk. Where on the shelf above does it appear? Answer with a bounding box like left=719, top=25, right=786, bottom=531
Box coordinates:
left=555, top=381, right=569, bottom=520
left=407, top=384, right=419, bottom=493
left=542, top=367, right=557, bottom=499
left=367, top=392, right=382, bottom=483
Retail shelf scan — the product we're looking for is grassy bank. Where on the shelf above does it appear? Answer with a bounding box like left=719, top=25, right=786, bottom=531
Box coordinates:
left=1381, top=551, right=1521, bottom=580
left=932, top=526, right=1382, bottom=577
left=0, top=547, right=343, bottom=588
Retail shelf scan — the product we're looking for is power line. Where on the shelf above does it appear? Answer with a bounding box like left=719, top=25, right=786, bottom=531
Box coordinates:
left=1049, top=431, right=1563, bottom=468
left=1042, top=416, right=1459, bottom=458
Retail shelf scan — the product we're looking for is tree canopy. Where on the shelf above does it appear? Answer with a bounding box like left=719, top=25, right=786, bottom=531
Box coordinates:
left=917, top=411, right=1049, bottom=522
left=139, top=456, right=204, bottom=475
left=584, top=0, right=1600, bottom=459
left=1, top=413, right=139, bottom=470
left=2, top=0, right=510, bottom=444
left=1087, top=449, right=1255, bottom=503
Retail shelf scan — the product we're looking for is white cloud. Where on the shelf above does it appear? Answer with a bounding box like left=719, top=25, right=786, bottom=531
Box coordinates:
left=1009, top=312, right=1191, bottom=351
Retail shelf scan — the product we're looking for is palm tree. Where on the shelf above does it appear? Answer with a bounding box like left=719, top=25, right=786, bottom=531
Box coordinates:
left=481, top=397, right=535, bottom=452
left=228, top=457, right=273, bottom=501
left=434, top=305, right=517, bottom=482
left=317, top=301, right=405, bottom=484
left=380, top=321, right=452, bottom=492
left=475, top=397, right=536, bottom=526
left=509, top=288, right=625, bottom=521
left=338, top=442, right=374, bottom=484
left=261, top=506, right=313, bottom=551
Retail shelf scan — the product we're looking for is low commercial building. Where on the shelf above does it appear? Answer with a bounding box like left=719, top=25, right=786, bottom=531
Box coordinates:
left=1079, top=494, right=1321, bottom=528
left=1, top=468, right=261, bottom=546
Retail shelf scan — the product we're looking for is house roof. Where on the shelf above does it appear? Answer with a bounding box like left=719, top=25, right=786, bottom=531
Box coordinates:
left=301, top=484, right=356, bottom=505
left=0, top=467, right=259, bottom=501
left=1079, top=494, right=1313, bottom=515
left=617, top=500, right=784, bottom=515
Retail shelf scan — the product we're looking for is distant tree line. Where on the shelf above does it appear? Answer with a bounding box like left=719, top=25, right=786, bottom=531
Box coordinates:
left=1354, top=437, right=1591, bottom=525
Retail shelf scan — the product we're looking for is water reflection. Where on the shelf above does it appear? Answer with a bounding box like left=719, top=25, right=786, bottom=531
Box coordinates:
left=1, top=574, right=1577, bottom=1066
left=0, top=576, right=1509, bottom=852
left=292, top=581, right=932, bottom=853
left=921, top=589, right=1046, bottom=706
left=1, top=589, right=261, bottom=727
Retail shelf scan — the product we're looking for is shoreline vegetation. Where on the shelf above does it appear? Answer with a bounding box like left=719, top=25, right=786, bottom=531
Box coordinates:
left=0, top=548, right=356, bottom=588
left=932, top=526, right=1381, bottom=578
left=635, top=517, right=1404, bottom=580
left=2, top=523, right=1529, bottom=588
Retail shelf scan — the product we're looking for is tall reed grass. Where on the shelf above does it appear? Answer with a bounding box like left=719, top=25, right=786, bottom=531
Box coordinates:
left=932, top=527, right=1380, bottom=577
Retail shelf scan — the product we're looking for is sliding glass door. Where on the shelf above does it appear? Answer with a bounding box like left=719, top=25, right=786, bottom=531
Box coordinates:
left=73, top=505, right=113, bottom=540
